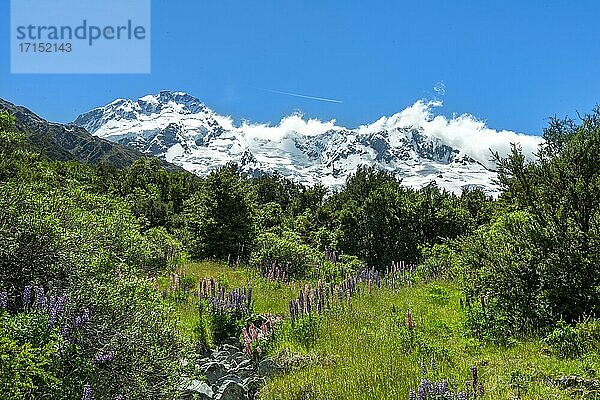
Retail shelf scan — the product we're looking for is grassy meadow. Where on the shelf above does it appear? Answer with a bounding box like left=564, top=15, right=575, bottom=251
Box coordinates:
left=163, top=261, right=600, bottom=400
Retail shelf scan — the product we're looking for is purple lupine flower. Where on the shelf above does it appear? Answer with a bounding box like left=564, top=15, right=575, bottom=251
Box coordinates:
left=81, top=308, right=90, bottom=324
left=478, top=383, right=484, bottom=398
left=457, top=392, right=468, bottom=400
left=23, top=285, right=32, bottom=310
left=60, top=324, right=69, bottom=340
left=441, top=380, right=448, bottom=393
left=0, top=291, right=7, bottom=310
left=34, top=286, right=46, bottom=310
left=92, top=351, right=115, bottom=364
left=73, top=308, right=90, bottom=329
left=471, top=365, right=478, bottom=387
left=421, top=360, right=427, bottom=376
left=115, top=395, right=124, bottom=400
left=431, top=357, right=437, bottom=372
left=82, top=384, right=93, bottom=400
left=417, top=385, right=426, bottom=400
left=409, top=388, right=416, bottom=400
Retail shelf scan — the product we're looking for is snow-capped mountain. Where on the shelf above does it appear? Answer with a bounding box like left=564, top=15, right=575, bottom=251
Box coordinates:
left=73, top=91, right=543, bottom=195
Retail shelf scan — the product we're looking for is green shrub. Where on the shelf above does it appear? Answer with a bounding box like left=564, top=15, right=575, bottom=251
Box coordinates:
left=250, top=231, right=322, bottom=277
left=144, top=226, right=185, bottom=274
left=0, top=311, right=63, bottom=399
left=544, top=319, right=600, bottom=358
left=543, top=321, right=583, bottom=358
left=419, top=243, right=459, bottom=280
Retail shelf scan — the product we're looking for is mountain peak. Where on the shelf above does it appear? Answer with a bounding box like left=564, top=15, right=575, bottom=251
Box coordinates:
left=72, top=92, right=543, bottom=196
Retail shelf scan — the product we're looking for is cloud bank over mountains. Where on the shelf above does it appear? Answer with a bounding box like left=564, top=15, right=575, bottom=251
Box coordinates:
left=74, top=91, right=544, bottom=195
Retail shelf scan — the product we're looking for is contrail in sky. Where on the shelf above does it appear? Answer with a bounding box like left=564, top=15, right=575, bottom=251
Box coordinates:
left=260, top=88, right=343, bottom=103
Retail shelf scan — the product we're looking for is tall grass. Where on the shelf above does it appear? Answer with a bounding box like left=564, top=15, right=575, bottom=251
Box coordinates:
left=162, top=262, right=599, bottom=399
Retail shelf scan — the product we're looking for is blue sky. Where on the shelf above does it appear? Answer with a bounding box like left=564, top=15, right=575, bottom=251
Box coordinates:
left=1, top=0, right=600, bottom=135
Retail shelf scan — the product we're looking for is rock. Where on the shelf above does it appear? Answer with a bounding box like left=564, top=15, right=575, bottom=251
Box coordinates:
left=233, top=366, right=255, bottom=379
left=196, top=357, right=212, bottom=366
left=554, top=375, right=600, bottom=391
left=228, top=351, right=249, bottom=366
left=243, top=376, right=265, bottom=394
left=213, top=374, right=245, bottom=389
left=221, top=343, right=241, bottom=355
left=212, top=350, right=231, bottom=362
left=200, top=361, right=229, bottom=385
left=236, top=359, right=252, bottom=369
left=180, top=379, right=213, bottom=400
left=214, top=379, right=248, bottom=400
left=258, top=358, right=281, bottom=378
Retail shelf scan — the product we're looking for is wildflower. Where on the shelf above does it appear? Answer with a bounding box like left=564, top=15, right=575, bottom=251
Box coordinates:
left=23, top=285, right=32, bottom=310
left=406, top=309, right=414, bottom=330
left=0, top=291, right=7, bottom=310
left=431, top=357, right=437, bottom=372
left=34, top=286, right=46, bottom=310
left=409, top=388, right=416, bottom=400
left=471, top=365, right=478, bottom=388
left=249, top=324, right=258, bottom=341
left=82, top=384, right=93, bottom=400
left=261, top=322, right=268, bottom=337
left=92, top=351, right=115, bottom=364
left=417, top=385, right=426, bottom=400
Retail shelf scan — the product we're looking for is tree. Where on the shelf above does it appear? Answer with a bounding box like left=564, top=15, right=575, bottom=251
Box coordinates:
left=465, top=107, right=600, bottom=333
left=184, top=164, right=255, bottom=260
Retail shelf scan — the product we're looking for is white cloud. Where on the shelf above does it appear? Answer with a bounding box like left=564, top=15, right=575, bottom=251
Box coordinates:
left=234, top=100, right=542, bottom=168
left=360, top=100, right=543, bottom=168
left=240, top=113, right=340, bottom=141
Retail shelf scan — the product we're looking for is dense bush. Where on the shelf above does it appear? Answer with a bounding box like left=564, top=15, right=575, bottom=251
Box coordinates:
left=418, top=242, right=460, bottom=280
left=183, top=164, right=256, bottom=260
left=544, top=320, right=600, bottom=358
left=250, top=231, right=322, bottom=277
left=460, top=108, right=600, bottom=336
left=327, top=166, right=475, bottom=267
left=0, top=111, right=187, bottom=399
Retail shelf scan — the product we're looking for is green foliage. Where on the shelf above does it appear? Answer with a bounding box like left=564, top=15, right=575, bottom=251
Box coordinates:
left=506, top=369, right=534, bottom=398
left=0, top=311, right=63, bottom=399
left=288, top=316, right=322, bottom=349
left=144, top=226, right=185, bottom=274
left=76, top=277, right=183, bottom=399
left=544, top=321, right=583, bottom=359
left=426, top=284, right=450, bottom=305
left=255, top=202, right=284, bottom=231
left=419, top=242, right=459, bottom=280
left=460, top=107, right=600, bottom=338
left=196, top=300, right=248, bottom=343
left=183, top=164, right=255, bottom=260
left=544, top=320, right=600, bottom=359
left=460, top=211, right=542, bottom=336
left=250, top=231, right=322, bottom=277
left=327, top=166, right=477, bottom=266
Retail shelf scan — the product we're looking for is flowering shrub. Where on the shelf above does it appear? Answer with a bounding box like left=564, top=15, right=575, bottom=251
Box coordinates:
left=250, top=231, right=322, bottom=278
left=197, top=278, right=254, bottom=343
left=0, top=285, right=91, bottom=399
left=242, top=314, right=277, bottom=358
left=408, top=361, right=485, bottom=400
